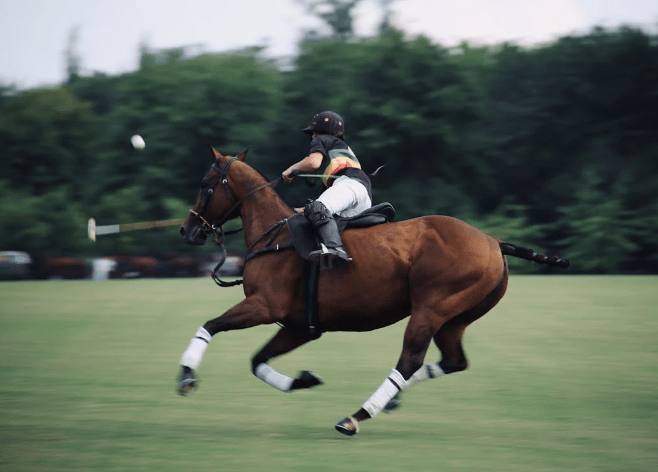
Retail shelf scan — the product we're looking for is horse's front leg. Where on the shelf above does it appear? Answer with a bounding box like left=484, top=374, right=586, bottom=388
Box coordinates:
left=177, top=296, right=272, bottom=395
left=251, top=327, right=323, bottom=392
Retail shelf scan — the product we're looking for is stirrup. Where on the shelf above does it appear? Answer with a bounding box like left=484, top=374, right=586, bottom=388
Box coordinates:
left=308, top=244, right=351, bottom=270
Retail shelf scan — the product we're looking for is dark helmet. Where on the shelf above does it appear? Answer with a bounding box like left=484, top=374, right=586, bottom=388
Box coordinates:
left=302, top=111, right=345, bottom=137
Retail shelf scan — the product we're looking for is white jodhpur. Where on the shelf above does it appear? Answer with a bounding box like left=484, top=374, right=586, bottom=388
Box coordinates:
left=316, top=176, right=371, bottom=217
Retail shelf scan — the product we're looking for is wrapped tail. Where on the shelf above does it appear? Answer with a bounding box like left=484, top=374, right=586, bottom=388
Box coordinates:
left=499, top=242, right=570, bottom=268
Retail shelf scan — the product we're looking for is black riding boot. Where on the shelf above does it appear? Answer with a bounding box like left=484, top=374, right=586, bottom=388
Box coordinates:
left=305, top=201, right=351, bottom=270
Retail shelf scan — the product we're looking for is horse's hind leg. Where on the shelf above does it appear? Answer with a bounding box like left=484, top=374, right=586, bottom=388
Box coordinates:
left=335, top=312, right=437, bottom=436
left=434, top=266, right=508, bottom=376
left=401, top=266, right=509, bottom=392
left=336, top=265, right=509, bottom=435
left=342, top=287, right=499, bottom=428
left=251, top=327, right=323, bottom=392
left=380, top=320, right=467, bottom=412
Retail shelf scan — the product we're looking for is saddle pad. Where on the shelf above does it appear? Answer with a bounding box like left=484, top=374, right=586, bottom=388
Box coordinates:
left=285, top=202, right=395, bottom=260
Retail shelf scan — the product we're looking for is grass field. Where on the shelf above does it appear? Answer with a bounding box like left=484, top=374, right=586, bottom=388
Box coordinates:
left=0, top=276, right=656, bottom=472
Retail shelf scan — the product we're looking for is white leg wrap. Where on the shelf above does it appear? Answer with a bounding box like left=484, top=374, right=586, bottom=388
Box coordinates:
left=362, top=369, right=406, bottom=418
left=405, top=362, right=446, bottom=389
left=254, top=363, right=295, bottom=393
left=179, top=327, right=211, bottom=370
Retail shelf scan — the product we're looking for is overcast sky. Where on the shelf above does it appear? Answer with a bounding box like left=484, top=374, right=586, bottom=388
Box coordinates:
left=1, top=0, right=657, bottom=89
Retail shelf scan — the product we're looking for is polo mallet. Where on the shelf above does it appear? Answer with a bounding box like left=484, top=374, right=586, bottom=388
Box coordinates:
left=87, top=217, right=186, bottom=241
left=291, top=165, right=385, bottom=180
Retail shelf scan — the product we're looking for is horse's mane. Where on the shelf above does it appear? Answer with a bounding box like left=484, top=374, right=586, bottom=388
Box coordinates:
left=236, top=158, right=295, bottom=213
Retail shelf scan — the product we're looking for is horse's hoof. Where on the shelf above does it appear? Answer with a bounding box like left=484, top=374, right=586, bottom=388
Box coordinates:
left=334, top=417, right=359, bottom=436
left=292, top=370, right=323, bottom=390
left=383, top=392, right=402, bottom=413
left=177, top=366, right=197, bottom=396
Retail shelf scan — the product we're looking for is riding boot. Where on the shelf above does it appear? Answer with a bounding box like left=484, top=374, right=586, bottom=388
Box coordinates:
left=305, top=201, right=351, bottom=270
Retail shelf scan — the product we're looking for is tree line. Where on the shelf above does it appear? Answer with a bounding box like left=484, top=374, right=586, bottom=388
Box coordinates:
left=0, top=25, right=656, bottom=273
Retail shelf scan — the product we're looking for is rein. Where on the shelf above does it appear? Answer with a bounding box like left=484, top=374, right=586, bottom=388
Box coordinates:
left=208, top=217, right=293, bottom=288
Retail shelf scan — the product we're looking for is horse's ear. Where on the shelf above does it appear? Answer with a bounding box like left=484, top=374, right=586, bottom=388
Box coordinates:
left=236, top=149, right=248, bottom=161
left=211, top=147, right=223, bottom=161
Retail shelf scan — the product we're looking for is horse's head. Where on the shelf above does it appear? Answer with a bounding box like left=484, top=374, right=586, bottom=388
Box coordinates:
left=180, top=148, right=247, bottom=245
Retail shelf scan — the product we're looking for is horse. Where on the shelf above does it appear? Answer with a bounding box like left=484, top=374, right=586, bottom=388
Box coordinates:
left=177, top=149, right=569, bottom=436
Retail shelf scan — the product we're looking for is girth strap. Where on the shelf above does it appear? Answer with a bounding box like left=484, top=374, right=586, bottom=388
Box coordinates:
left=303, top=261, right=321, bottom=336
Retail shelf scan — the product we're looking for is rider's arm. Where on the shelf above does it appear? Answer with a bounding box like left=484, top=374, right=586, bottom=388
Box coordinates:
left=282, top=152, right=323, bottom=183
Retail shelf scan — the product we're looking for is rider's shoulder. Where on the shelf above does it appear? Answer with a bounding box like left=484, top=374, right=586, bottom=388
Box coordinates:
left=312, top=134, right=347, bottom=149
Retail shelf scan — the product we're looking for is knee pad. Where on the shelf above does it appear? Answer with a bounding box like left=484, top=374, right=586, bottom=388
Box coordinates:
left=304, top=200, right=333, bottom=228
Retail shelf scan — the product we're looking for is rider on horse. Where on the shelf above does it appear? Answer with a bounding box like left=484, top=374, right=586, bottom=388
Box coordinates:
left=282, top=111, right=372, bottom=268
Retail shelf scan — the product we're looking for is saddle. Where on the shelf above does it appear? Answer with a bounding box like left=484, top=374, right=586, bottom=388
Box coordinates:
left=285, top=202, right=395, bottom=336
left=285, top=202, right=396, bottom=260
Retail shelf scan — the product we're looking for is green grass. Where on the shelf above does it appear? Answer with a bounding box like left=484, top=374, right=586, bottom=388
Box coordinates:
left=0, top=276, right=656, bottom=472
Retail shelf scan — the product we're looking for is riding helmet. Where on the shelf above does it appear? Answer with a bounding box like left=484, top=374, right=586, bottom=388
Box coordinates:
left=302, top=111, right=345, bottom=137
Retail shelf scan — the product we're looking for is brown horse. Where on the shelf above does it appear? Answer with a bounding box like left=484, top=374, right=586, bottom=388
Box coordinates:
left=178, top=149, right=569, bottom=436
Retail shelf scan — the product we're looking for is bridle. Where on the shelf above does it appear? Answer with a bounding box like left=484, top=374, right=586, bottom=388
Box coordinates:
left=189, top=157, right=238, bottom=244
left=190, top=158, right=282, bottom=240
left=188, top=157, right=289, bottom=287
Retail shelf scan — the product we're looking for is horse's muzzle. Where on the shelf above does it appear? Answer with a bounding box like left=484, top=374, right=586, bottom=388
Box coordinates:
left=180, top=224, right=208, bottom=245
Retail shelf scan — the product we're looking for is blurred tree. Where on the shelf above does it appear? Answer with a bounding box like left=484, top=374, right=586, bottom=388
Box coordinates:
left=467, top=27, right=658, bottom=215
left=558, top=168, right=639, bottom=273
left=0, top=86, right=98, bottom=256
left=377, top=0, right=395, bottom=34
left=0, top=181, right=90, bottom=256
left=0, top=83, right=16, bottom=107
left=65, top=26, right=82, bottom=84
left=0, top=181, right=46, bottom=253
left=296, top=0, right=361, bottom=39
left=0, top=87, right=97, bottom=198
left=1, top=24, right=656, bottom=272
left=68, top=72, right=120, bottom=117
left=631, top=199, right=658, bottom=272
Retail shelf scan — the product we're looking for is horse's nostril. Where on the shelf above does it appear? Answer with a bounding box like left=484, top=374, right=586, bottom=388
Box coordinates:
left=180, top=226, right=186, bottom=236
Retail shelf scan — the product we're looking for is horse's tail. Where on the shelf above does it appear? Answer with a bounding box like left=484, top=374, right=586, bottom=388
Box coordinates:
left=499, top=242, right=570, bottom=268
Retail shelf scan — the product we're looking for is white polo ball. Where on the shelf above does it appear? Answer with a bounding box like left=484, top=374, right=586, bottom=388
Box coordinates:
left=131, top=134, right=146, bottom=150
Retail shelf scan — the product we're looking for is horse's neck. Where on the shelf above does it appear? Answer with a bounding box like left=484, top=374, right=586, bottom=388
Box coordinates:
left=239, top=185, right=293, bottom=247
